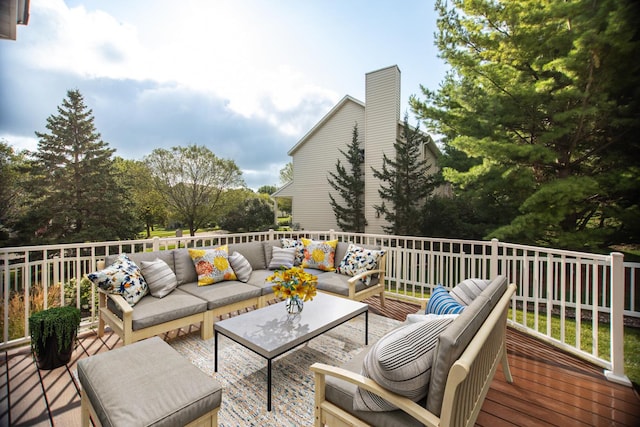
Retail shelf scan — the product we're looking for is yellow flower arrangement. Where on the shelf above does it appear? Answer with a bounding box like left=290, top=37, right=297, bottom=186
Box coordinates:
left=267, top=266, right=318, bottom=302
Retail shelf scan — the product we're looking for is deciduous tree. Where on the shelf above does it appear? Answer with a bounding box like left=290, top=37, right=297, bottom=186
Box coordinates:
left=144, top=144, right=245, bottom=236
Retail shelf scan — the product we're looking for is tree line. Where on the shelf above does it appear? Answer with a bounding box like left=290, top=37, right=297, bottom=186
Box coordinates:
left=0, top=90, right=282, bottom=247
left=328, top=0, right=639, bottom=252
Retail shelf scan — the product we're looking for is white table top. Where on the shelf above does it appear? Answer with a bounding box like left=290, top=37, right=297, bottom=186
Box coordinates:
left=214, top=293, right=368, bottom=359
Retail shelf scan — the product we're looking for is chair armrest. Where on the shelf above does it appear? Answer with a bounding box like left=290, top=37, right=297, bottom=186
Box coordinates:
left=346, top=268, right=385, bottom=285
left=310, top=363, right=441, bottom=427
left=97, top=288, right=133, bottom=314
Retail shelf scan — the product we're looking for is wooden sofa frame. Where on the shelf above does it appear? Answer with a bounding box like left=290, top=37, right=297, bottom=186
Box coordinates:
left=310, top=283, right=516, bottom=427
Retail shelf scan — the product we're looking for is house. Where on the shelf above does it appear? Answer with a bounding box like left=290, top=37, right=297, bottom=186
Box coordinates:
left=0, top=0, right=29, bottom=41
left=273, top=65, right=442, bottom=234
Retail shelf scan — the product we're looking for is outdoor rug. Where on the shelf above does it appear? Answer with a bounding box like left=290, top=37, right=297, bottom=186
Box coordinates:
left=168, top=313, right=402, bottom=427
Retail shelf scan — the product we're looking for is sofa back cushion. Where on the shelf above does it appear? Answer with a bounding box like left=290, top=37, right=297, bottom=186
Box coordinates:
left=173, top=249, right=199, bottom=285
left=262, top=240, right=282, bottom=267
left=425, top=275, right=508, bottom=416
left=228, top=241, right=268, bottom=270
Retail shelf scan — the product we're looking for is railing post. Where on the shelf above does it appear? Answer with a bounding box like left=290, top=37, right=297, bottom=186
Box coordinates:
left=152, top=236, right=160, bottom=252
left=329, top=229, right=335, bottom=240
left=268, top=229, right=275, bottom=241
left=605, top=252, right=631, bottom=386
left=490, top=238, right=499, bottom=279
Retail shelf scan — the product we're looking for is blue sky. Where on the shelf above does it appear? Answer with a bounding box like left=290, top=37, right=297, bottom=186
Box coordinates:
left=0, top=0, right=448, bottom=190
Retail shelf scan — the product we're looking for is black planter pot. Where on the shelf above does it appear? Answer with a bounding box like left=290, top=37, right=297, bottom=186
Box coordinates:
left=33, top=331, right=76, bottom=370
left=29, top=306, right=81, bottom=371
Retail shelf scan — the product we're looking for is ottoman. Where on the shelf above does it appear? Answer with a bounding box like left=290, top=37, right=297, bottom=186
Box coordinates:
left=78, top=336, right=222, bottom=427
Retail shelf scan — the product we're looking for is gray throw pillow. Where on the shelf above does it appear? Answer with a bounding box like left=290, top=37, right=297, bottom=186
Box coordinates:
left=229, top=251, right=253, bottom=282
left=268, top=246, right=296, bottom=270
left=449, top=278, right=491, bottom=305
left=353, top=317, right=455, bottom=412
left=140, top=258, right=178, bottom=298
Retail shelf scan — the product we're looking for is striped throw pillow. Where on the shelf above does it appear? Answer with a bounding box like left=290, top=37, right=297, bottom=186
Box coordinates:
left=268, top=246, right=296, bottom=269
left=449, top=278, right=491, bottom=305
left=229, top=251, right=253, bottom=282
left=353, top=317, right=455, bottom=411
left=426, top=285, right=465, bottom=315
left=140, top=258, right=178, bottom=298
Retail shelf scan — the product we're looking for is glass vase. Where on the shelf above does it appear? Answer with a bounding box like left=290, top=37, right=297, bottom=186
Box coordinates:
left=285, top=295, right=304, bottom=314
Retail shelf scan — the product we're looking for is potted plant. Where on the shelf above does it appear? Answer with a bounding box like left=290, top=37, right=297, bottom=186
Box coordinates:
left=29, top=306, right=81, bottom=370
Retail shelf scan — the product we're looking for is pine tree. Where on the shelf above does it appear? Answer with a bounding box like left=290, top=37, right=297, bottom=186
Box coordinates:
left=327, top=123, right=367, bottom=232
left=372, top=115, right=435, bottom=236
left=411, top=0, right=640, bottom=249
left=28, top=89, right=140, bottom=243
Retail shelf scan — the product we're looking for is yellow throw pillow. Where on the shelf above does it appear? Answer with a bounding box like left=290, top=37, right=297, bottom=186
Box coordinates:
left=301, top=238, right=338, bottom=271
left=188, top=245, right=237, bottom=286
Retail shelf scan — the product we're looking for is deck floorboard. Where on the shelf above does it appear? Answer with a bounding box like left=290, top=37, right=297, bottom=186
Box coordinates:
left=2, top=296, right=639, bottom=426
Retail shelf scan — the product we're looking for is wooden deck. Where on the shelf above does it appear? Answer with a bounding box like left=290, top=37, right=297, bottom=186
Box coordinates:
left=2, top=296, right=639, bottom=427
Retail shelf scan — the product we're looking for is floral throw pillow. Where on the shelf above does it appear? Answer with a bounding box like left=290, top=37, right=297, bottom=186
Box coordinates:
left=188, top=246, right=237, bottom=286
left=87, top=254, right=149, bottom=306
left=280, top=238, right=304, bottom=265
left=301, top=238, right=338, bottom=271
left=336, top=244, right=386, bottom=285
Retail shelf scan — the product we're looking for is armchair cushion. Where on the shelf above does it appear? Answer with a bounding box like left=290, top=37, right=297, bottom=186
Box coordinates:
left=87, top=254, right=148, bottom=306
left=354, top=317, right=455, bottom=411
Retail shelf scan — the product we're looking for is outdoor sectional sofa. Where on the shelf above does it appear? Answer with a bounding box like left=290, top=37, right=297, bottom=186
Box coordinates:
left=311, top=275, right=516, bottom=427
left=92, top=239, right=386, bottom=345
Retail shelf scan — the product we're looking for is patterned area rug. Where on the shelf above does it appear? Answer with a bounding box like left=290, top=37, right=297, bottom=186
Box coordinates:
left=168, top=313, right=401, bottom=427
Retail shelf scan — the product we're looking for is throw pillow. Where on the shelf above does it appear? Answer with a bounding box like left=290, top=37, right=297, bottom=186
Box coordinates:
left=87, top=254, right=148, bottom=306
left=301, top=238, right=338, bottom=271
left=280, top=238, right=304, bottom=265
left=229, top=251, right=253, bottom=282
left=188, top=246, right=237, bottom=286
left=426, top=284, right=466, bottom=315
left=353, top=317, right=455, bottom=411
left=336, top=243, right=386, bottom=286
left=449, top=278, right=491, bottom=305
left=140, top=258, right=178, bottom=298
left=268, top=246, right=297, bottom=269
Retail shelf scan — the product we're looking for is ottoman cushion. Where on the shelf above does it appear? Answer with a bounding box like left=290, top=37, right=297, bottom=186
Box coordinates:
left=78, top=337, right=222, bottom=427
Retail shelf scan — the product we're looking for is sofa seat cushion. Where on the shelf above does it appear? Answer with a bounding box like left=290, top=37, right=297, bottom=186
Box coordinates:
left=324, top=347, right=425, bottom=427
left=315, top=272, right=377, bottom=297
left=179, top=281, right=261, bottom=310
left=245, top=269, right=278, bottom=296
left=106, top=288, right=207, bottom=331
left=354, top=317, right=454, bottom=411
left=78, top=336, right=222, bottom=427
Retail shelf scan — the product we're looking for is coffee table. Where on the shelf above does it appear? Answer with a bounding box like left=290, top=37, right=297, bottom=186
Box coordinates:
left=214, top=292, right=368, bottom=411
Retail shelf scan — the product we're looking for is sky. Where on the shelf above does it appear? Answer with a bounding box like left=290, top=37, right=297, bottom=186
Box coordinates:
left=0, top=0, right=448, bottom=190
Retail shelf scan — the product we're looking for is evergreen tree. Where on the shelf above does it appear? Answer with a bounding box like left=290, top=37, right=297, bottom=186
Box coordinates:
left=372, top=115, right=435, bottom=236
left=327, top=123, right=367, bottom=232
left=26, top=89, right=140, bottom=243
left=411, top=0, right=640, bottom=249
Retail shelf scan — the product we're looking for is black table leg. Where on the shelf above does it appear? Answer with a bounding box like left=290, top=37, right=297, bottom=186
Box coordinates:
left=214, top=330, right=218, bottom=372
left=267, top=359, right=272, bottom=411
left=365, top=310, right=369, bottom=345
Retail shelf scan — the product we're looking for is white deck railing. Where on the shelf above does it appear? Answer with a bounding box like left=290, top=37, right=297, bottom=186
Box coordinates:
left=1, top=230, right=636, bottom=385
